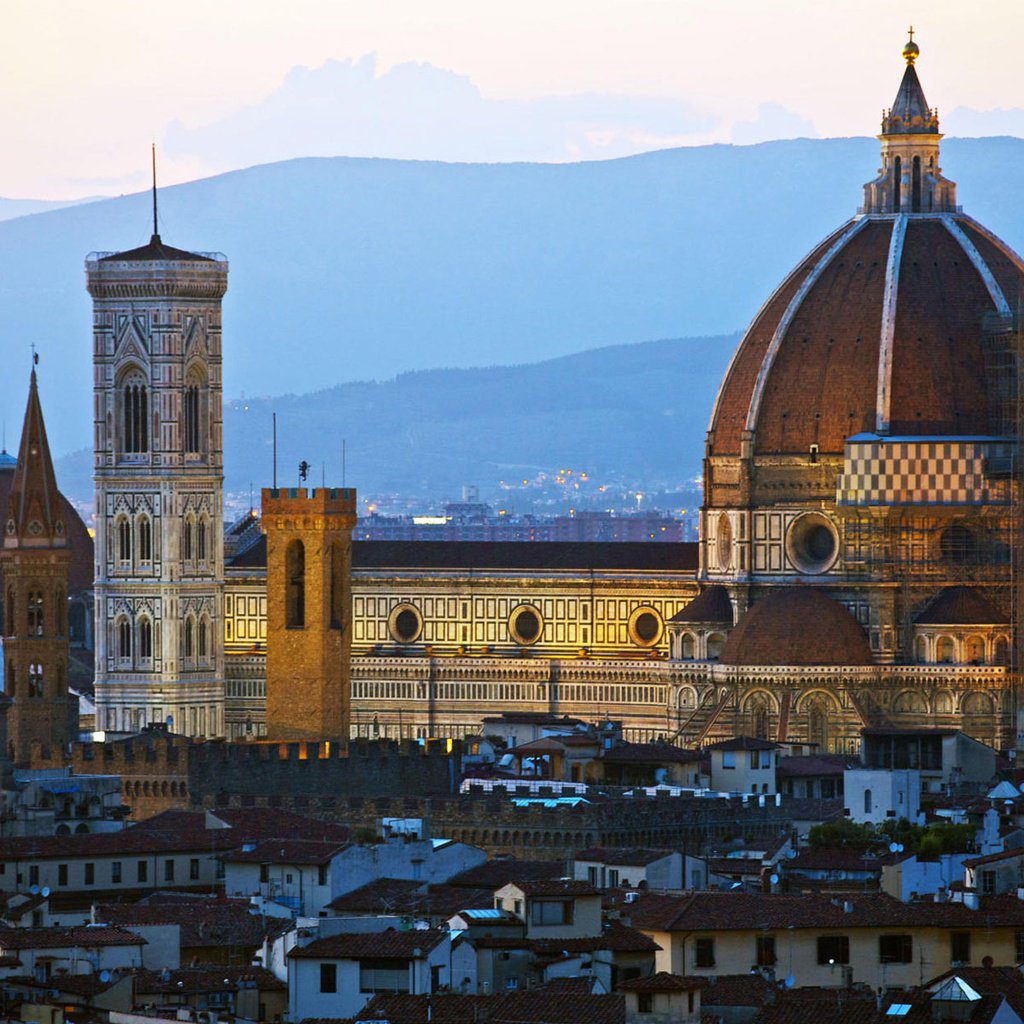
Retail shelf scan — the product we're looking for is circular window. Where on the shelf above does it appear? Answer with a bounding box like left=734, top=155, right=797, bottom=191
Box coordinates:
left=509, top=605, right=543, bottom=645
left=628, top=607, right=664, bottom=648
left=387, top=603, right=423, bottom=644
left=940, top=524, right=977, bottom=565
left=785, top=512, right=839, bottom=574
left=716, top=513, right=733, bottom=570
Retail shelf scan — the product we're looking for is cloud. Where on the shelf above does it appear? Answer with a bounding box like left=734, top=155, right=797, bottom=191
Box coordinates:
left=730, top=102, right=819, bottom=145
left=943, top=106, right=1024, bottom=137
left=165, top=53, right=719, bottom=168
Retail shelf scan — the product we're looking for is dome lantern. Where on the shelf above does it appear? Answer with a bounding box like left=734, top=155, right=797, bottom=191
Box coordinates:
left=862, top=31, right=957, bottom=215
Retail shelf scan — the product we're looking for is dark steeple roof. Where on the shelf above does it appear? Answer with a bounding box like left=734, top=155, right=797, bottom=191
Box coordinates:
left=883, top=33, right=938, bottom=135
left=99, top=233, right=213, bottom=263
left=669, top=585, right=733, bottom=624
left=5, top=370, right=65, bottom=546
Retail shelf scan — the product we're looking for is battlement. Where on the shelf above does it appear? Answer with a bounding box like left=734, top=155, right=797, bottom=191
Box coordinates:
left=261, top=487, right=357, bottom=518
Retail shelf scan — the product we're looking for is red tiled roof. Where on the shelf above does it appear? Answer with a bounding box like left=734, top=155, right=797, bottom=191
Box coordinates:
left=289, top=928, right=448, bottom=960
left=620, top=972, right=706, bottom=992
left=531, top=922, right=659, bottom=955
left=95, top=896, right=283, bottom=949
left=702, top=974, right=779, bottom=1008
left=777, top=755, right=851, bottom=777
left=962, top=847, right=1024, bottom=868
left=447, top=860, right=562, bottom=890
left=602, top=742, right=701, bottom=764
left=355, top=992, right=625, bottom=1024
left=669, top=586, right=734, bottom=624
left=720, top=588, right=873, bottom=668
left=504, top=879, right=600, bottom=897
left=0, top=925, right=145, bottom=950
left=915, top=586, right=1009, bottom=625
left=625, top=890, right=1024, bottom=933
left=327, top=879, right=493, bottom=918
left=706, top=736, right=779, bottom=752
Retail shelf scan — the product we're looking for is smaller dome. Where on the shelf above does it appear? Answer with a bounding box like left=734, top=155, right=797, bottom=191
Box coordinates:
left=915, top=587, right=1008, bottom=626
left=0, top=449, right=16, bottom=471
left=669, top=585, right=733, bottom=624
left=720, top=587, right=873, bottom=667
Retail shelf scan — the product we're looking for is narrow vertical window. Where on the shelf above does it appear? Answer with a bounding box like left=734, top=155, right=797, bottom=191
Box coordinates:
left=286, top=540, right=305, bottom=628
left=184, top=617, right=195, bottom=660
left=118, top=618, right=132, bottom=661
left=138, top=517, right=152, bottom=563
left=893, top=155, right=902, bottom=213
left=183, top=517, right=193, bottom=563
left=27, top=592, right=43, bottom=636
left=912, top=155, right=921, bottom=212
left=118, top=518, right=133, bottom=563
left=138, top=619, right=153, bottom=662
left=329, top=541, right=344, bottom=629
left=197, top=517, right=207, bottom=563
left=198, top=617, right=208, bottom=660
left=122, top=376, right=150, bottom=454
left=28, top=664, right=43, bottom=698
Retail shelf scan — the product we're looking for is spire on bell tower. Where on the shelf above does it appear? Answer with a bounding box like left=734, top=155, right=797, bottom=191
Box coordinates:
left=5, top=365, right=64, bottom=547
left=862, top=31, right=958, bottom=215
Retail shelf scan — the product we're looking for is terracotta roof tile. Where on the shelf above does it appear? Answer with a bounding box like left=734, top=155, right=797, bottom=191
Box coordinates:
left=289, top=928, right=448, bottom=960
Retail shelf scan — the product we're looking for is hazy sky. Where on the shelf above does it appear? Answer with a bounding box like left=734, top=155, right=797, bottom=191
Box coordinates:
left=4, top=0, right=1024, bottom=199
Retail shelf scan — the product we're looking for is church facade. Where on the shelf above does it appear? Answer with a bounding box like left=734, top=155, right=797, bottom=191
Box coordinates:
left=219, top=37, right=1022, bottom=754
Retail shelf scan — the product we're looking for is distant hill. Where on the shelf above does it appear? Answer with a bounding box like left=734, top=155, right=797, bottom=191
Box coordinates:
left=0, top=196, right=101, bottom=222
left=5, top=137, right=1024, bottom=466
left=54, top=333, right=738, bottom=512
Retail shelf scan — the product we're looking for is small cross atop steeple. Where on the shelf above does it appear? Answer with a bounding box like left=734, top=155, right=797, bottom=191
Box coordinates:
left=903, top=26, right=919, bottom=64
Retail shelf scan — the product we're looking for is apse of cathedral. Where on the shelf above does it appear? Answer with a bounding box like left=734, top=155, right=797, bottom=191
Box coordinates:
left=58, top=36, right=1022, bottom=754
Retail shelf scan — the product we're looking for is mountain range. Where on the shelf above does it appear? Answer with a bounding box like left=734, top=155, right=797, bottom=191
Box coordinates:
left=5, top=136, right=1024, bottom=505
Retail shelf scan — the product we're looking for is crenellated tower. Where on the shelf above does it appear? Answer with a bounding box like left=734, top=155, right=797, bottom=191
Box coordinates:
left=86, top=230, right=229, bottom=738
left=261, top=486, right=357, bottom=741
left=1, top=370, right=76, bottom=762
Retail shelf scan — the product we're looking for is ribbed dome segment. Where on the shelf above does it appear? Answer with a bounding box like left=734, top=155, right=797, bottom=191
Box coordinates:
left=915, top=586, right=1008, bottom=625
left=707, top=215, right=1024, bottom=461
left=719, top=588, right=873, bottom=666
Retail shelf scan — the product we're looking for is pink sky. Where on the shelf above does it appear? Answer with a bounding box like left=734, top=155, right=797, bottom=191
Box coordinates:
left=4, top=0, right=1022, bottom=199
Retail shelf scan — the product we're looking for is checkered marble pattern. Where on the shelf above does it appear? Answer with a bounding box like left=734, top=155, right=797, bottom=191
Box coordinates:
left=836, top=436, right=1015, bottom=506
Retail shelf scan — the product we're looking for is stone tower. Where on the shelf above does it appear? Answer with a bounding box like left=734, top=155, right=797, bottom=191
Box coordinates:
left=261, top=486, right=357, bottom=741
left=86, top=232, right=229, bottom=737
left=2, top=370, right=76, bottom=763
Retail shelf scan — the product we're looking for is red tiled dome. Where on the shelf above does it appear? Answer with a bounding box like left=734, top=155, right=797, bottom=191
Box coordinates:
left=719, top=587, right=873, bottom=666
left=707, top=215, right=1024, bottom=461
left=915, top=586, right=1008, bottom=625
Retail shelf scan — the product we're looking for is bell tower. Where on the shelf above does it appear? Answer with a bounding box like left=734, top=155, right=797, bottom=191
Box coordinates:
left=261, top=486, right=357, bottom=741
left=86, top=218, right=229, bottom=738
left=1, top=369, right=76, bottom=763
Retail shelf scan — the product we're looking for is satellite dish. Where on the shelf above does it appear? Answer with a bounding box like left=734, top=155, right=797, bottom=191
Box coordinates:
left=787, top=849, right=797, bottom=860
left=29, top=885, right=39, bottom=896
left=769, top=874, right=779, bottom=885
left=785, top=976, right=795, bottom=988
left=160, top=969, right=171, bottom=983
left=41, top=887, right=50, bottom=898
left=897, top=844, right=904, bottom=853
left=166, top=715, right=174, bottom=728
left=889, top=842, right=899, bottom=853
left=99, top=971, right=110, bottom=984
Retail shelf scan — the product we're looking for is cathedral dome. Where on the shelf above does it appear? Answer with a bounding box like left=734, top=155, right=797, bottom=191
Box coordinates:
left=719, top=587, right=872, bottom=666
left=915, top=586, right=1008, bottom=625
left=706, top=43, right=1024, bottom=466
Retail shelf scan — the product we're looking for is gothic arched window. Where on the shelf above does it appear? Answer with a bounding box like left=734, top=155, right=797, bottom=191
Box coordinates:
left=138, top=516, right=152, bottom=563
left=117, top=617, right=132, bottom=661
left=122, top=373, right=149, bottom=454
left=184, top=616, right=195, bottom=660
left=198, top=616, right=209, bottom=660
left=183, top=368, right=206, bottom=456
left=138, top=618, right=153, bottom=662
left=117, top=516, right=132, bottom=564
left=197, top=516, right=207, bottom=563
left=286, top=540, right=305, bottom=629
left=183, top=516, right=194, bottom=564
left=28, top=663, right=43, bottom=698
left=27, top=592, right=43, bottom=636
